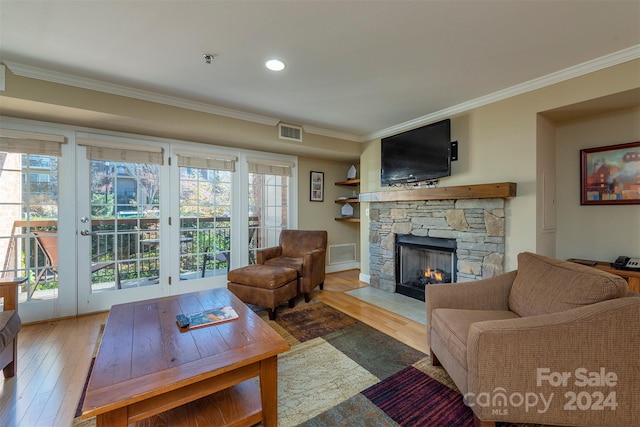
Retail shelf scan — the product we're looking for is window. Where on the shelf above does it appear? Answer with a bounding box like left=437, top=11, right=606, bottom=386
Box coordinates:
left=78, top=136, right=165, bottom=293
left=247, top=157, right=294, bottom=264
left=1, top=128, right=65, bottom=302
left=176, top=151, right=235, bottom=280
left=89, top=159, right=161, bottom=291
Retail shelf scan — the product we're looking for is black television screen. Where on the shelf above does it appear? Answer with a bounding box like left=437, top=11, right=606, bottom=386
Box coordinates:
left=381, top=119, right=451, bottom=186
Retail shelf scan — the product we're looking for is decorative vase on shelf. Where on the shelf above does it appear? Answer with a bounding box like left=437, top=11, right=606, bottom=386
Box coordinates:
left=341, top=203, right=354, bottom=218
left=347, top=165, right=357, bottom=180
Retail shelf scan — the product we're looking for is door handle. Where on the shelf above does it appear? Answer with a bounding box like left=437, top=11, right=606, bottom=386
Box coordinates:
left=80, top=229, right=97, bottom=236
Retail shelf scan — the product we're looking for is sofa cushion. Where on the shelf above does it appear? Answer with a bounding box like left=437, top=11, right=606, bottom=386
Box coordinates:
left=509, top=252, right=629, bottom=317
left=431, top=308, right=518, bottom=369
left=0, top=310, right=21, bottom=352
left=227, top=264, right=297, bottom=289
left=264, top=256, right=303, bottom=275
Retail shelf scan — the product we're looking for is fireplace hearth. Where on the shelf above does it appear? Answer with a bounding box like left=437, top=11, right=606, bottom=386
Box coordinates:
left=395, top=235, right=456, bottom=301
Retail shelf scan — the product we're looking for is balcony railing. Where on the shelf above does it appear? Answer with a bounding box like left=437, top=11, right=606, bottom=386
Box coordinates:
left=1, top=216, right=248, bottom=300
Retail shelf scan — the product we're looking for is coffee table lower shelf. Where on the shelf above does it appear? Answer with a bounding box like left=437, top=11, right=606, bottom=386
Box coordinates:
left=133, top=379, right=262, bottom=427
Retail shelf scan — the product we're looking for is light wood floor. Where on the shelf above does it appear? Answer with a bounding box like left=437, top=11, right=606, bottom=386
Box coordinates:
left=317, top=270, right=428, bottom=354
left=0, top=269, right=428, bottom=427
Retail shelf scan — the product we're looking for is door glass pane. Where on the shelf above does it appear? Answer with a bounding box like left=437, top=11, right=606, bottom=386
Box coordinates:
left=89, top=160, right=160, bottom=292
left=179, top=167, right=231, bottom=280
left=248, top=173, right=288, bottom=264
left=0, top=152, right=59, bottom=303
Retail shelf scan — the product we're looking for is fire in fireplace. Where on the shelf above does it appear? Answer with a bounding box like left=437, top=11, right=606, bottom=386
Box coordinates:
left=414, top=267, right=452, bottom=286
left=395, top=235, right=456, bottom=301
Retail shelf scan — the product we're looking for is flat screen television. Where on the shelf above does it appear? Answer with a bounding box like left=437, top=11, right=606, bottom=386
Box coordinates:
left=381, top=119, right=451, bottom=186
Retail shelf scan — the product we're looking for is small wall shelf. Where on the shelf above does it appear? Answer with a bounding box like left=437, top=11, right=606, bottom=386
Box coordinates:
left=335, top=179, right=360, bottom=186
left=335, top=217, right=360, bottom=223
left=335, top=179, right=360, bottom=222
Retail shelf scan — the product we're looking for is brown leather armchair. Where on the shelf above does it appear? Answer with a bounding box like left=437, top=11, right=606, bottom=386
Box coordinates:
left=256, top=230, right=327, bottom=302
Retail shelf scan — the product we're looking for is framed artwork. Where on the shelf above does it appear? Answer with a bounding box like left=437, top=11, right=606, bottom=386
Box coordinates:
left=310, top=171, right=324, bottom=202
left=580, top=141, right=640, bottom=205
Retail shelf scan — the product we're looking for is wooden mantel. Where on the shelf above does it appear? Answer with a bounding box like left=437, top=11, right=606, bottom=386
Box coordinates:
left=359, top=182, right=517, bottom=203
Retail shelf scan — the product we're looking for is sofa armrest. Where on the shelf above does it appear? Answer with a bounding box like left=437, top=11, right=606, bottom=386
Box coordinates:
left=466, top=297, right=640, bottom=426
left=256, top=246, right=282, bottom=264
left=302, top=248, right=326, bottom=279
left=427, top=270, right=515, bottom=317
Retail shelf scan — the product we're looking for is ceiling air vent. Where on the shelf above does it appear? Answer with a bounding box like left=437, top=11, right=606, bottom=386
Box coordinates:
left=279, top=123, right=303, bottom=142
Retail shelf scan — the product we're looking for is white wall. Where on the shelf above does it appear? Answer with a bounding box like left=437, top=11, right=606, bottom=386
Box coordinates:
left=555, top=106, right=640, bottom=262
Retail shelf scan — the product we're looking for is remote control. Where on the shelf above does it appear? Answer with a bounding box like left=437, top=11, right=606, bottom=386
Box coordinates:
left=176, top=314, right=190, bottom=328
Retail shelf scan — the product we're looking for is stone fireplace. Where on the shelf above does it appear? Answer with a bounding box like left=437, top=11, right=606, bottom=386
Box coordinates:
left=368, top=197, right=507, bottom=298
left=395, top=234, right=457, bottom=301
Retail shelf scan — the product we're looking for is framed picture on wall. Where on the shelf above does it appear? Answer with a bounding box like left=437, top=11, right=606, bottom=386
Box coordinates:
left=580, top=141, right=640, bottom=205
left=310, top=171, right=324, bottom=202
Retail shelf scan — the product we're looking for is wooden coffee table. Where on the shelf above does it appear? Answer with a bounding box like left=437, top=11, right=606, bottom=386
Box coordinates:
left=81, top=288, right=290, bottom=427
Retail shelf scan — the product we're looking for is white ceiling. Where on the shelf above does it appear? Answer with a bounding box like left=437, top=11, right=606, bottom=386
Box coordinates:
left=1, top=0, right=639, bottom=141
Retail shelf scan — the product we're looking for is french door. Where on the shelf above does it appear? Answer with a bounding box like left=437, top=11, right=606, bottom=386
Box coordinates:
left=1, top=119, right=296, bottom=322
left=76, top=134, right=170, bottom=314
left=75, top=137, right=240, bottom=314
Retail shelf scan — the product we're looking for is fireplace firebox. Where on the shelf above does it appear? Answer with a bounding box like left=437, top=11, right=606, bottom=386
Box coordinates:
left=395, top=235, right=456, bottom=301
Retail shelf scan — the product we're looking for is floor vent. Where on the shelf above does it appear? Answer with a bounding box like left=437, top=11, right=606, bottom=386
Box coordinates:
left=279, top=123, right=303, bottom=142
left=329, top=243, right=356, bottom=265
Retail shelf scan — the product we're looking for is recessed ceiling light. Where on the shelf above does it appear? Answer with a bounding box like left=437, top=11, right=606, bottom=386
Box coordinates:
left=266, top=59, right=285, bottom=71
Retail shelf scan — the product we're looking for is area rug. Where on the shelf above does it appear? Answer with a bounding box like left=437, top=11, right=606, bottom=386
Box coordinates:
left=73, top=301, right=537, bottom=427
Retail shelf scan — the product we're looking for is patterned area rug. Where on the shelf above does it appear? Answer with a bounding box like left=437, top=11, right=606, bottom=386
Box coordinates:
left=255, top=302, right=428, bottom=426
left=255, top=301, right=532, bottom=427
left=73, top=301, right=537, bottom=427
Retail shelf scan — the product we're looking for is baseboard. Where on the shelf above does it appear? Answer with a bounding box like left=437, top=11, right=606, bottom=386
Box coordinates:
left=326, top=262, right=360, bottom=274
left=359, top=272, right=370, bottom=284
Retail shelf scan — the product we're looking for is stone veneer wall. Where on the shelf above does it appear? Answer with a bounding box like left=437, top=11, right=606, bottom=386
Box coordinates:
left=368, top=198, right=506, bottom=293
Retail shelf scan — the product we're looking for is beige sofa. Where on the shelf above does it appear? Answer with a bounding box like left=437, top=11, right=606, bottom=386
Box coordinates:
left=427, top=252, right=639, bottom=427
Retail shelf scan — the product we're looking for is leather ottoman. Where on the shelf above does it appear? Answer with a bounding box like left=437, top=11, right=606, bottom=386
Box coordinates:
left=227, top=264, right=298, bottom=320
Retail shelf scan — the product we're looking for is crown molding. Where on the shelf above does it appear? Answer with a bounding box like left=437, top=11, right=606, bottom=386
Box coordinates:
left=301, top=124, right=361, bottom=142
left=3, top=61, right=283, bottom=126
left=366, top=44, right=640, bottom=141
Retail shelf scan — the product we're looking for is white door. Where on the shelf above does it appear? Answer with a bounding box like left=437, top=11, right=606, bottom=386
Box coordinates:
left=167, top=148, right=237, bottom=294
left=76, top=135, right=170, bottom=314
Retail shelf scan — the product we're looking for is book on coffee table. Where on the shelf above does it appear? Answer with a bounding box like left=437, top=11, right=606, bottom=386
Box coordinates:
left=176, top=306, right=239, bottom=329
